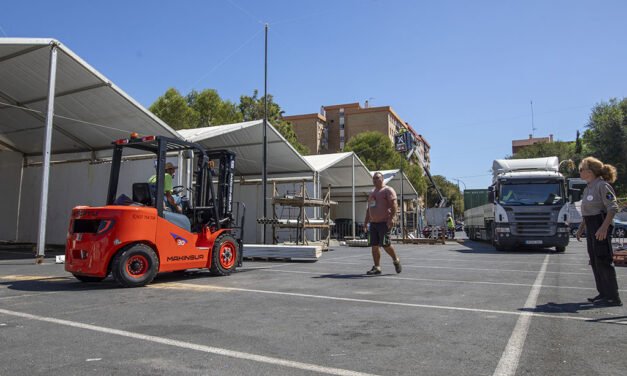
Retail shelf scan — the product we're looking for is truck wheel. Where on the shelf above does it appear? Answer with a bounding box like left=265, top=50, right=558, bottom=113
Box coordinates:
left=73, top=274, right=106, bottom=283
left=210, top=233, right=238, bottom=276
left=111, top=244, right=159, bottom=287
left=555, top=246, right=566, bottom=253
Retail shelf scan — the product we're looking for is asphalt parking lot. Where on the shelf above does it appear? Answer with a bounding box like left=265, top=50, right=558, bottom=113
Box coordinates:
left=1, top=240, right=626, bottom=376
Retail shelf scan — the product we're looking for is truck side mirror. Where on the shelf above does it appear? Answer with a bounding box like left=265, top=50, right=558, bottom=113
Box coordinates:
left=568, top=188, right=582, bottom=203
left=488, top=186, right=495, bottom=202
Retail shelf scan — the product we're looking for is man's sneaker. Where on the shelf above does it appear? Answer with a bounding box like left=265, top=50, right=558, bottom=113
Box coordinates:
left=366, top=266, right=382, bottom=275
left=393, top=259, right=402, bottom=274
left=587, top=294, right=604, bottom=303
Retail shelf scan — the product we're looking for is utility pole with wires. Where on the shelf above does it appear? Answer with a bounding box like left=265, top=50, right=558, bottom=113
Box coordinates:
left=261, top=23, right=268, bottom=244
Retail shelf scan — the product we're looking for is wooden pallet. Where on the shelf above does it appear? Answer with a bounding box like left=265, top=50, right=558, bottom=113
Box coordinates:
left=613, top=250, right=627, bottom=267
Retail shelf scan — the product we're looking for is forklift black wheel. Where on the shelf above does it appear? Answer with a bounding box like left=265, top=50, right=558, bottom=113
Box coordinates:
left=73, top=274, right=106, bottom=283
left=210, top=233, right=238, bottom=276
left=111, top=244, right=159, bottom=287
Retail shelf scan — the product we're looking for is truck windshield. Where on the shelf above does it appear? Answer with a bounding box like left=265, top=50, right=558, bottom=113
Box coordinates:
left=499, top=183, right=564, bottom=206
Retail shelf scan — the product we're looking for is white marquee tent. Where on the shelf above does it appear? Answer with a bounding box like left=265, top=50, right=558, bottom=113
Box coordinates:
left=0, top=38, right=181, bottom=256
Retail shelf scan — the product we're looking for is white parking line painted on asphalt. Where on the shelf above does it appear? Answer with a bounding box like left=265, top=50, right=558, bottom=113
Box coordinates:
left=493, top=254, right=549, bottom=376
left=396, top=256, right=591, bottom=267
left=319, top=260, right=591, bottom=275
left=0, top=308, right=380, bottom=376
left=0, top=259, right=57, bottom=265
left=149, top=282, right=627, bottom=325
left=258, top=268, right=627, bottom=293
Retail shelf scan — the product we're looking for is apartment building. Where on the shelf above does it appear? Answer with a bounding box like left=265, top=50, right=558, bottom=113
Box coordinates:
left=511, top=134, right=554, bottom=155
left=283, top=102, right=431, bottom=170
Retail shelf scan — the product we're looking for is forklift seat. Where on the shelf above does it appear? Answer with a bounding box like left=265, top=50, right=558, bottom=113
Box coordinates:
left=132, top=183, right=153, bottom=206
left=133, top=183, right=191, bottom=231
left=164, top=211, right=191, bottom=232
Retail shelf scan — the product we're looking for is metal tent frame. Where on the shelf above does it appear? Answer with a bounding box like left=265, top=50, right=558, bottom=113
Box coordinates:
left=0, top=38, right=182, bottom=260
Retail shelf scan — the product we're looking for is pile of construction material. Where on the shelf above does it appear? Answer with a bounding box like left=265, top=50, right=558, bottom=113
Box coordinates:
left=243, top=244, right=323, bottom=261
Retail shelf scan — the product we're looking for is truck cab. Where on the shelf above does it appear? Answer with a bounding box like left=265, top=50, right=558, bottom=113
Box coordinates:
left=465, top=157, right=570, bottom=252
left=490, top=169, right=570, bottom=251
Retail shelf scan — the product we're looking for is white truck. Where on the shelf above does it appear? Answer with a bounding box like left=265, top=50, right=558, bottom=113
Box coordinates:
left=464, top=157, right=570, bottom=252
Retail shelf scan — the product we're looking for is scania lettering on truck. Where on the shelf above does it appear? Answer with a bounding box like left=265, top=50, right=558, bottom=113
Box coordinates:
left=464, top=157, right=570, bottom=252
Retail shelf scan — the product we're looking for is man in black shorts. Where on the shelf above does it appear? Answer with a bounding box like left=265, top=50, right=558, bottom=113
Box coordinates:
left=363, top=172, right=402, bottom=275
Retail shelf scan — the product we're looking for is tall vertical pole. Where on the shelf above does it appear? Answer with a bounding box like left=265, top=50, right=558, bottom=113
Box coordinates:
left=351, top=153, right=356, bottom=238
left=15, top=157, right=25, bottom=241
left=400, top=161, right=404, bottom=239
left=36, top=43, right=58, bottom=262
left=262, top=23, right=269, bottom=243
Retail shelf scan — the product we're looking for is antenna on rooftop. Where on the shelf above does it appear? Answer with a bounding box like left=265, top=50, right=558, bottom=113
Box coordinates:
left=530, top=100, right=537, bottom=137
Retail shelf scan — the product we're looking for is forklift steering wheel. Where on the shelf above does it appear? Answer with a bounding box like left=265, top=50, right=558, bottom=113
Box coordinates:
left=172, top=185, right=185, bottom=196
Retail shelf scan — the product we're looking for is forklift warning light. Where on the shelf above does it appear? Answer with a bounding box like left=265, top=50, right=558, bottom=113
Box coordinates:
left=114, top=135, right=156, bottom=145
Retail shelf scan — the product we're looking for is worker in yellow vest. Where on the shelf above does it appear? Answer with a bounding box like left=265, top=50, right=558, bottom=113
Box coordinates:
left=446, top=213, right=455, bottom=239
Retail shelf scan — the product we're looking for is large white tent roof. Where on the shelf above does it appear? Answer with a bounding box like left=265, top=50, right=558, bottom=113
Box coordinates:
left=178, top=120, right=315, bottom=177
left=303, top=153, right=419, bottom=201
left=377, top=169, right=418, bottom=198
left=304, top=152, right=373, bottom=189
left=0, top=38, right=180, bottom=156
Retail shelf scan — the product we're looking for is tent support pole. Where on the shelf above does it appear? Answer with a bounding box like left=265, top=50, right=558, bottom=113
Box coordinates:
left=15, top=155, right=25, bottom=241
left=351, top=153, right=355, bottom=239
left=261, top=23, right=268, bottom=244
left=36, top=43, right=58, bottom=263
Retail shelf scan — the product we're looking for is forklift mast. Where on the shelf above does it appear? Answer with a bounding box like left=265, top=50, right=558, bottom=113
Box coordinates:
left=194, top=150, right=236, bottom=228
left=105, top=136, right=240, bottom=230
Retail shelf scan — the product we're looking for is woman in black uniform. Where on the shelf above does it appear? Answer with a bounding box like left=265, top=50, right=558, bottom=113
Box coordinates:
left=576, top=157, right=622, bottom=306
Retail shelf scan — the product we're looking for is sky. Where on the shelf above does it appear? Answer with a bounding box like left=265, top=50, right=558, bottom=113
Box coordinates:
left=2, top=0, right=627, bottom=189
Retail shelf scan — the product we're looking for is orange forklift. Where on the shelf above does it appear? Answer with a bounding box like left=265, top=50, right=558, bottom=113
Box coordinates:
left=65, top=134, right=245, bottom=287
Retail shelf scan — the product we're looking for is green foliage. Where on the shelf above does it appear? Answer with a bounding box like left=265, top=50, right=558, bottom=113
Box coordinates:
left=149, top=88, right=309, bottom=154
left=503, top=97, right=626, bottom=195
left=584, top=98, right=627, bottom=194
left=149, top=88, right=199, bottom=130
left=509, top=141, right=575, bottom=162
left=345, top=131, right=426, bottom=197
left=187, top=89, right=242, bottom=127
left=345, top=131, right=400, bottom=170
left=239, top=90, right=309, bottom=155
left=426, top=175, right=464, bottom=217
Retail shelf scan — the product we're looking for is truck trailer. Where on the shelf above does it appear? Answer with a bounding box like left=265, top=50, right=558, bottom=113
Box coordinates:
left=464, top=157, right=570, bottom=252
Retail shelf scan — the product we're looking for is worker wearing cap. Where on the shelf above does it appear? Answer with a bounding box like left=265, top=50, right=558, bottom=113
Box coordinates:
left=576, top=156, right=622, bottom=307
left=446, top=213, right=455, bottom=239
left=148, top=162, right=182, bottom=213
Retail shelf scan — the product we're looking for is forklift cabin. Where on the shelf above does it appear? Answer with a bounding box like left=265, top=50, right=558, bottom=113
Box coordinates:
left=107, top=135, right=242, bottom=236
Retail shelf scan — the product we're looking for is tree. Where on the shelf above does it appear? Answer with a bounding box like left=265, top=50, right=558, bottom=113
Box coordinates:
left=149, top=88, right=198, bottom=130
left=583, top=98, right=627, bottom=194
left=149, top=88, right=309, bottom=154
left=508, top=141, right=575, bottom=162
left=345, top=131, right=426, bottom=197
left=426, top=175, right=464, bottom=217
left=187, top=89, right=241, bottom=127
left=239, top=90, right=310, bottom=155
left=344, top=131, right=400, bottom=170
